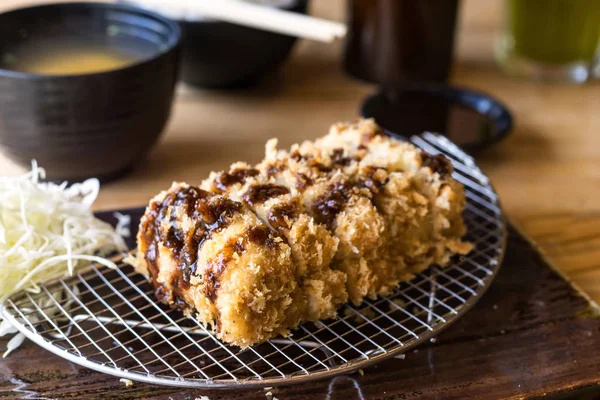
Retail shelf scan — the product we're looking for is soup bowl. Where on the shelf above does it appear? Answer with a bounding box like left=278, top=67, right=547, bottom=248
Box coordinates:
left=0, top=2, right=181, bottom=182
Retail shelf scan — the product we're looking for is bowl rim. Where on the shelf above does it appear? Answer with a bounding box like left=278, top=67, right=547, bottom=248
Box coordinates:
left=0, top=1, right=182, bottom=80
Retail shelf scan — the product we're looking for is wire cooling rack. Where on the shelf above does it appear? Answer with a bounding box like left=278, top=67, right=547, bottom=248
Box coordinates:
left=1, top=133, right=506, bottom=389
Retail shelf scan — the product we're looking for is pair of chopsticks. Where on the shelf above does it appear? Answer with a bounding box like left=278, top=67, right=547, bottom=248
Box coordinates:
left=135, top=0, right=347, bottom=43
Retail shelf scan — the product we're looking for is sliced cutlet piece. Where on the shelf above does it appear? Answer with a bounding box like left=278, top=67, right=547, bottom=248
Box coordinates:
left=201, top=163, right=348, bottom=321
left=259, top=120, right=471, bottom=303
left=258, top=140, right=395, bottom=305
left=201, top=163, right=348, bottom=322
left=313, top=119, right=472, bottom=273
left=134, top=182, right=301, bottom=347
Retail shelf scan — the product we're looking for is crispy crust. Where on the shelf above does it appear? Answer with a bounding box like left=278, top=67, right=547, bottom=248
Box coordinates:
left=134, top=119, right=472, bottom=347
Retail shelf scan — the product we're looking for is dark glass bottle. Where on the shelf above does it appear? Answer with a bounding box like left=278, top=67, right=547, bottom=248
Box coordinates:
left=343, top=0, right=461, bottom=85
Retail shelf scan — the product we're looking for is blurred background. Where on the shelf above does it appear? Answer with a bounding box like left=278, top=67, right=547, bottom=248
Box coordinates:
left=0, top=0, right=599, bottom=302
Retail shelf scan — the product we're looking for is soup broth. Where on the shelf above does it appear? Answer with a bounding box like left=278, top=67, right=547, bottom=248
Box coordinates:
left=1, top=35, right=156, bottom=75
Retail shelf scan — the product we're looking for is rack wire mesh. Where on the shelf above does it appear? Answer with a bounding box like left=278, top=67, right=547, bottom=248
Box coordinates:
left=1, top=133, right=506, bottom=389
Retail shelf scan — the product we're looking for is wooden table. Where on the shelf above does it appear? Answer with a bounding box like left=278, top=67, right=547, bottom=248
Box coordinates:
left=2, top=2, right=600, bottom=399
left=1, top=0, right=599, bottom=306
left=5, top=210, right=599, bottom=400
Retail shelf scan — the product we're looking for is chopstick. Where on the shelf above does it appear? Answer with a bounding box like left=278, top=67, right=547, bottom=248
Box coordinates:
left=135, top=0, right=347, bottom=43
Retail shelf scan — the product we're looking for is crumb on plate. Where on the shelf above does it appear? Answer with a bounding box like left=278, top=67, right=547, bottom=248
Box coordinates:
left=119, top=378, right=133, bottom=387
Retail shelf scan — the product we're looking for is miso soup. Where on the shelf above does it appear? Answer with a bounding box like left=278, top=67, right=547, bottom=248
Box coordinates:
left=1, top=35, right=157, bottom=75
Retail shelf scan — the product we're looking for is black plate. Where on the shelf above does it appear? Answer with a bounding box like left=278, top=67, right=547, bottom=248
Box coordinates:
left=361, top=86, right=513, bottom=152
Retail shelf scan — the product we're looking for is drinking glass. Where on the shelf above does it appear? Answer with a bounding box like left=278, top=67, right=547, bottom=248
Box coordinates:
left=496, top=0, right=600, bottom=83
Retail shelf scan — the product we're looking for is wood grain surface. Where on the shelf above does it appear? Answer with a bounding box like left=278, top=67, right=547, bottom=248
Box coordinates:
left=0, top=0, right=599, bottom=302
left=1, top=209, right=599, bottom=399
left=1, top=1, right=600, bottom=398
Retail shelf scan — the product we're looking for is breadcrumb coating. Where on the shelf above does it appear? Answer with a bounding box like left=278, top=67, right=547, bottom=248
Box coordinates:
left=134, top=119, right=472, bottom=347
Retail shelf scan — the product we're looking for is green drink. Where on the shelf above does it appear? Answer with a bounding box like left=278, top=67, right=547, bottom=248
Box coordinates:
left=497, top=0, right=600, bottom=83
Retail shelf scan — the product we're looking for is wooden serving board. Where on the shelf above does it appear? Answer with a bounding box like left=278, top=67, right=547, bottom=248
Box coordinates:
left=1, top=208, right=599, bottom=400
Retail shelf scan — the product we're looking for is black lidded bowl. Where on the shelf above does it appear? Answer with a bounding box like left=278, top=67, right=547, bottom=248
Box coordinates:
left=123, top=0, right=309, bottom=89
left=0, top=2, right=181, bottom=182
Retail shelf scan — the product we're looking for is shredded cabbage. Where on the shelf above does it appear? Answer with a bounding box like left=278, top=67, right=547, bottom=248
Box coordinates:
left=0, top=162, right=127, bottom=298
left=0, top=162, right=128, bottom=356
left=114, top=212, right=131, bottom=239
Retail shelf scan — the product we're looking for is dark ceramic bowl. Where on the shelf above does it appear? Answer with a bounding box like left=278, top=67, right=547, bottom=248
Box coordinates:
left=0, top=2, right=181, bottom=182
left=124, top=0, right=308, bottom=89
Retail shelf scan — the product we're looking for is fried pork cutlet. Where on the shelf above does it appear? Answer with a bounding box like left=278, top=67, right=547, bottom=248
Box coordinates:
left=133, top=119, right=472, bottom=347
left=201, top=163, right=348, bottom=322
left=135, top=183, right=301, bottom=347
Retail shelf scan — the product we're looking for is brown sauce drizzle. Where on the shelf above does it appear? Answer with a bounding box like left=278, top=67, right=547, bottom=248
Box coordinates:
left=172, top=295, right=188, bottom=310
left=141, top=187, right=206, bottom=300
left=242, top=184, right=290, bottom=206
left=195, top=196, right=242, bottom=230
left=204, top=251, right=229, bottom=303
left=267, top=202, right=298, bottom=229
left=246, top=226, right=277, bottom=248
left=144, top=242, right=159, bottom=281
left=309, top=160, right=332, bottom=173
left=290, top=150, right=307, bottom=162
left=153, top=284, right=167, bottom=306
left=140, top=186, right=243, bottom=307
left=312, top=166, right=388, bottom=230
left=312, top=180, right=355, bottom=229
left=421, top=152, right=452, bottom=177
left=294, top=172, right=313, bottom=191
left=214, top=168, right=259, bottom=192
left=293, top=149, right=362, bottom=181
left=203, top=225, right=277, bottom=303
left=330, top=148, right=353, bottom=167
left=290, top=150, right=332, bottom=173
left=265, top=162, right=285, bottom=177
left=359, top=166, right=388, bottom=195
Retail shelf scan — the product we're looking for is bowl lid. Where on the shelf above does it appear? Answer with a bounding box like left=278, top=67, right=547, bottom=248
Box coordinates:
left=361, top=85, right=513, bottom=152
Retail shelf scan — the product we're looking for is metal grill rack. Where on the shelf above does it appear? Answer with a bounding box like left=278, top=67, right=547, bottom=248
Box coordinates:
left=1, top=133, right=506, bottom=389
